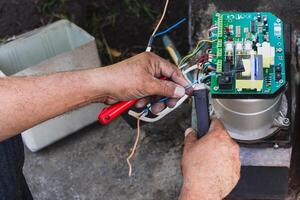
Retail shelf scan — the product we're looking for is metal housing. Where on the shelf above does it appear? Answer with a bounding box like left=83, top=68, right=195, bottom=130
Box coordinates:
left=212, top=94, right=288, bottom=141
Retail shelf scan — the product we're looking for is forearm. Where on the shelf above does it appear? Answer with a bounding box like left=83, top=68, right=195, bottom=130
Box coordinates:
left=0, top=52, right=189, bottom=142
left=0, top=68, right=107, bottom=141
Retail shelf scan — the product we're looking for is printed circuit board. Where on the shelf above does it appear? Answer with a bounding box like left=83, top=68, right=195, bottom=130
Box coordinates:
left=210, top=12, right=286, bottom=98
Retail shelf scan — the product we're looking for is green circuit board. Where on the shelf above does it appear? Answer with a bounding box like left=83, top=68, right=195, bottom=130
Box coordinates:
left=210, top=12, right=286, bottom=97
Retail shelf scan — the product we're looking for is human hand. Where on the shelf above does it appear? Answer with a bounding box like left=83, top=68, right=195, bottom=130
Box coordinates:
left=98, top=52, right=190, bottom=113
left=179, top=119, right=240, bottom=200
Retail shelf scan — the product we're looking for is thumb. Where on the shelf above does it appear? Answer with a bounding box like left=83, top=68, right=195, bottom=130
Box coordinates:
left=183, top=128, right=197, bottom=153
left=208, top=118, right=226, bottom=133
left=151, top=79, right=185, bottom=98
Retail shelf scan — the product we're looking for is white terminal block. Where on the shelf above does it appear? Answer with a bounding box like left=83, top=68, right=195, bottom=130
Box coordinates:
left=225, top=42, right=234, bottom=53
left=235, top=42, right=243, bottom=52
left=257, top=42, right=275, bottom=68
left=244, top=41, right=253, bottom=52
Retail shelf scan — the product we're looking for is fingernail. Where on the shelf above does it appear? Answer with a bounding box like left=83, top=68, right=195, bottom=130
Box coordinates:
left=173, top=86, right=185, bottom=98
left=167, top=100, right=177, bottom=108
left=135, top=100, right=146, bottom=108
left=185, top=128, right=194, bottom=137
left=151, top=103, right=165, bottom=114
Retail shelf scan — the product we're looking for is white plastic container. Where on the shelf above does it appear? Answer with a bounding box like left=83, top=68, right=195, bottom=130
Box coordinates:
left=0, top=20, right=104, bottom=152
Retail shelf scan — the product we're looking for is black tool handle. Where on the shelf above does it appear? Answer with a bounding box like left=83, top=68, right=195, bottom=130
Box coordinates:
left=194, top=86, right=210, bottom=138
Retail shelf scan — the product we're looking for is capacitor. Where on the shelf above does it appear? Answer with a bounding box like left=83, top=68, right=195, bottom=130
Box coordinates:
left=263, top=16, right=268, bottom=25
left=225, top=27, right=230, bottom=36
left=265, top=24, right=269, bottom=31
left=257, top=14, right=261, bottom=22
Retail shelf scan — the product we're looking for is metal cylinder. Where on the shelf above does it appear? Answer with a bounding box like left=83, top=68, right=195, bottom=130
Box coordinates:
left=212, top=94, right=283, bottom=141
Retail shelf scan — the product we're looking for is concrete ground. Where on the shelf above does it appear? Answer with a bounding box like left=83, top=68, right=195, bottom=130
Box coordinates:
left=24, top=103, right=191, bottom=200
left=23, top=1, right=300, bottom=200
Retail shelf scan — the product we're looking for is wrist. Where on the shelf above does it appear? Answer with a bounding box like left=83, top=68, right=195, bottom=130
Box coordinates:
left=83, top=67, right=111, bottom=101
left=179, top=178, right=222, bottom=200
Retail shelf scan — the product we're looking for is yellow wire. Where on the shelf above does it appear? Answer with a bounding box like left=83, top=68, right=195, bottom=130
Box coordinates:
left=179, top=39, right=217, bottom=66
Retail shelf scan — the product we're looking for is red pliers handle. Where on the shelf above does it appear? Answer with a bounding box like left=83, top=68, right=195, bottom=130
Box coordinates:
left=98, top=77, right=167, bottom=125
left=98, top=100, right=138, bottom=124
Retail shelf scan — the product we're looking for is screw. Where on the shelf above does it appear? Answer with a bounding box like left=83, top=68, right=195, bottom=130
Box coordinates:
left=283, top=118, right=290, bottom=126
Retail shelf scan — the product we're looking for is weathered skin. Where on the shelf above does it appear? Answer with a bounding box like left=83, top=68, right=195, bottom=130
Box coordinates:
left=180, top=119, right=241, bottom=200
left=0, top=52, right=240, bottom=199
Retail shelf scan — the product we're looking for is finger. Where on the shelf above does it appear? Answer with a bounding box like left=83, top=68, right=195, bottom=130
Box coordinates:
left=150, top=78, right=185, bottom=98
left=208, top=118, right=226, bottom=133
left=166, top=98, right=179, bottom=108
left=152, top=54, right=190, bottom=88
left=151, top=102, right=166, bottom=114
left=183, top=128, right=197, bottom=153
left=208, top=118, right=233, bottom=141
left=104, top=97, right=119, bottom=105
left=135, top=97, right=150, bottom=108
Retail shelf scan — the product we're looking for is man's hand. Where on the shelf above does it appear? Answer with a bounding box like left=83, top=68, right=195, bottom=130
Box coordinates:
left=0, top=52, right=189, bottom=141
left=97, top=52, right=190, bottom=113
left=179, top=119, right=240, bottom=200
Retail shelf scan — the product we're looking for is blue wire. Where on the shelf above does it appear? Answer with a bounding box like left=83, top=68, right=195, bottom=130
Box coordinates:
left=154, top=18, right=187, bottom=38
left=141, top=97, right=170, bottom=115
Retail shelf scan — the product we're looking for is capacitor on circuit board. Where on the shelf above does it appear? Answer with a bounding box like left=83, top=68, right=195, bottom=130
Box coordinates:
left=263, top=16, right=268, bottom=25
left=225, top=27, right=230, bottom=36
left=257, top=14, right=261, bottom=22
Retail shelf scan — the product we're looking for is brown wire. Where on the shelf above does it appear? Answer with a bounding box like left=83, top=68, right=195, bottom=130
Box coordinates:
left=126, top=117, right=141, bottom=177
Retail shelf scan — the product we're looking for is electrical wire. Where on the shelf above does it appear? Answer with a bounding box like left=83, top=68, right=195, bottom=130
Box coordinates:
left=127, top=0, right=170, bottom=177
left=146, top=0, right=170, bottom=52
left=179, top=39, right=216, bottom=66
left=153, top=18, right=187, bottom=38
left=127, top=117, right=141, bottom=177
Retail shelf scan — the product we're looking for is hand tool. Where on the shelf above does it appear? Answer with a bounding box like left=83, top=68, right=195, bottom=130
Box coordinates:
left=98, top=77, right=167, bottom=125
left=193, top=84, right=210, bottom=138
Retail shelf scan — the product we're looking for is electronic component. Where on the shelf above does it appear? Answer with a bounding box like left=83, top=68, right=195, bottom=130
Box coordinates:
left=250, top=20, right=256, bottom=33
left=210, top=12, right=286, bottom=97
left=236, top=26, right=241, bottom=37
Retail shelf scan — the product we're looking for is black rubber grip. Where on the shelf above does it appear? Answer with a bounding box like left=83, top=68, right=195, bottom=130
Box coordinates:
left=194, top=88, right=210, bottom=138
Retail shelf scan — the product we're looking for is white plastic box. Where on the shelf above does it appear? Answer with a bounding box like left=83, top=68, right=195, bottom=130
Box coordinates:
left=0, top=20, right=104, bottom=152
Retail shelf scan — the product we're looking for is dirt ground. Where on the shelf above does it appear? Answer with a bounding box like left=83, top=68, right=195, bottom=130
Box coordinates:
left=1, top=0, right=300, bottom=199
